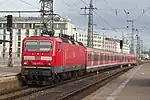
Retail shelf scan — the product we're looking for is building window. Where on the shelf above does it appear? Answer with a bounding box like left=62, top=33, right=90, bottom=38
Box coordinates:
left=18, top=29, right=21, bottom=35
left=58, top=23, right=66, bottom=29
left=34, top=23, right=41, bottom=29
left=3, top=23, right=7, bottom=28
left=17, top=54, right=20, bottom=57
left=17, top=48, right=20, bottom=53
left=12, top=23, right=16, bottom=29
left=53, top=23, right=57, bottom=29
left=26, top=29, right=29, bottom=37
left=29, top=24, right=32, bottom=28
left=18, top=36, right=21, bottom=41
left=17, top=23, right=23, bottom=29
left=17, top=48, right=21, bottom=57
left=18, top=42, right=21, bottom=47
left=25, top=23, right=30, bottom=29
left=0, top=23, right=2, bottom=28
left=34, top=29, right=37, bottom=36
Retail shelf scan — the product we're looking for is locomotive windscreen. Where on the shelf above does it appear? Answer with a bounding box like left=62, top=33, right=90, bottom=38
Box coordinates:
left=25, top=40, right=52, bottom=52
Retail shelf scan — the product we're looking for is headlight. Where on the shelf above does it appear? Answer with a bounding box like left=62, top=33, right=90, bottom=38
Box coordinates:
left=24, top=62, right=28, bottom=65
left=48, top=62, right=51, bottom=65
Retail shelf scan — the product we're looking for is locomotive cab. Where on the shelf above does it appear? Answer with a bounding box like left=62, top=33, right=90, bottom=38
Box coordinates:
left=21, top=37, right=56, bottom=85
left=22, top=40, right=53, bottom=66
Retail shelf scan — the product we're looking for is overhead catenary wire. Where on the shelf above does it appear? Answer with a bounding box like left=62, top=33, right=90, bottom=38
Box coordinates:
left=80, top=0, right=88, bottom=6
left=79, top=0, right=117, bottom=31
left=103, top=0, right=114, bottom=13
left=94, top=11, right=117, bottom=31
left=19, top=0, right=39, bottom=9
left=0, top=0, right=10, bottom=8
left=135, top=7, right=150, bottom=22
left=62, top=0, right=80, bottom=12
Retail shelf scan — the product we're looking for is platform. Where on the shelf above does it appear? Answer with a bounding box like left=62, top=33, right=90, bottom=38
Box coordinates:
left=82, top=63, right=150, bottom=100
left=0, top=65, right=20, bottom=77
left=0, top=65, right=21, bottom=93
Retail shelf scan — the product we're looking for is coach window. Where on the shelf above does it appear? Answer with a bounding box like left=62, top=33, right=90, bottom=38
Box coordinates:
left=106, top=55, right=108, bottom=61
left=100, top=54, right=102, bottom=61
left=116, top=56, right=118, bottom=61
left=88, top=54, right=91, bottom=61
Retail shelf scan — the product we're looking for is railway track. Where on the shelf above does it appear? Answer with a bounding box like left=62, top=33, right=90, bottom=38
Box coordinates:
left=58, top=67, right=131, bottom=100
left=0, top=67, right=110, bottom=100
left=0, top=66, right=132, bottom=100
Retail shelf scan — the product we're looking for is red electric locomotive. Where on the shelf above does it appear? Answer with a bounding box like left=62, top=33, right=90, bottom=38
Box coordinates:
left=21, top=36, right=86, bottom=85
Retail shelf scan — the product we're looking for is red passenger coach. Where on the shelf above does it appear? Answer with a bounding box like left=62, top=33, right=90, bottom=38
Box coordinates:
left=21, top=36, right=86, bottom=85
left=86, top=48, right=136, bottom=72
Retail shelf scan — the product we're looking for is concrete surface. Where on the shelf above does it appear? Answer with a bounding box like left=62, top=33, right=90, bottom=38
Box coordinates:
left=0, top=75, right=22, bottom=94
left=0, top=65, right=21, bottom=94
left=0, top=65, right=20, bottom=76
left=82, top=64, right=150, bottom=100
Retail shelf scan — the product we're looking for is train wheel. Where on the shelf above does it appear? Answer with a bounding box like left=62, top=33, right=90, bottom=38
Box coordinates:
left=77, top=70, right=82, bottom=77
left=67, top=72, right=72, bottom=79
left=60, top=73, right=67, bottom=81
left=52, top=73, right=60, bottom=84
left=73, top=71, right=78, bottom=78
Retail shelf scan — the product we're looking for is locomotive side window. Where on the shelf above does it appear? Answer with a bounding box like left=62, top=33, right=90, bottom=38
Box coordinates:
left=58, top=42, right=61, bottom=51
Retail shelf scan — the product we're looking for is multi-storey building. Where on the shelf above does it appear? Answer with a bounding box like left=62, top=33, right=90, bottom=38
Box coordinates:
left=116, top=42, right=130, bottom=54
left=77, top=33, right=130, bottom=54
left=0, top=16, right=76, bottom=63
left=104, top=37, right=130, bottom=54
left=104, top=37, right=117, bottom=52
left=77, top=33, right=105, bottom=49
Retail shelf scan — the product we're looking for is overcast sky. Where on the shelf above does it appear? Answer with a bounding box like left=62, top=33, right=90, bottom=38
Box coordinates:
left=0, top=0, right=150, bottom=49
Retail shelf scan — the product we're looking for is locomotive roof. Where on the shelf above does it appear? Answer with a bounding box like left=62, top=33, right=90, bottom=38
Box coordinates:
left=23, top=36, right=136, bottom=57
left=23, top=36, right=84, bottom=47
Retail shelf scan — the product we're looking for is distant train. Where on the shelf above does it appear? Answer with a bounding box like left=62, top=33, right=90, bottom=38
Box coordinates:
left=21, top=36, right=136, bottom=85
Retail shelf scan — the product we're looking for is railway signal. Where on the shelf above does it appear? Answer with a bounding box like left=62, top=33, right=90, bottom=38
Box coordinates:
left=7, top=15, right=12, bottom=31
left=120, top=40, right=123, bottom=49
left=6, top=15, right=13, bottom=67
